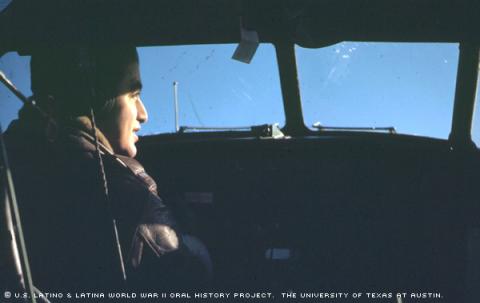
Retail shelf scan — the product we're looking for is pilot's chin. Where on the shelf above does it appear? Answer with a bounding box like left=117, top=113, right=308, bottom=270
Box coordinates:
left=128, top=146, right=138, bottom=158
left=117, top=144, right=137, bottom=158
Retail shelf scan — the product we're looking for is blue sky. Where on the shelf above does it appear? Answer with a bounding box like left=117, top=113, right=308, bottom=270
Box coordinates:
left=1, top=42, right=480, bottom=146
left=296, top=42, right=461, bottom=138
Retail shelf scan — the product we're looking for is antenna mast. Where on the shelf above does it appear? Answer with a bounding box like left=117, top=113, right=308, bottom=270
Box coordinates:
left=173, top=81, right=179, bottom=132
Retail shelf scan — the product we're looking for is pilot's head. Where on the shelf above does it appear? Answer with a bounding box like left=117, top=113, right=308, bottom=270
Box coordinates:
left=30, top=47, right=148, bottom=157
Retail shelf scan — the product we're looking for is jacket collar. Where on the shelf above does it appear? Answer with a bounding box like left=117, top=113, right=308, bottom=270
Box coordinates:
left=68, top=116, right=115, bottom=155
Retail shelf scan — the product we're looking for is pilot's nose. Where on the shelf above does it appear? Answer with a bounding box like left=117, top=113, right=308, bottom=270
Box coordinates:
left=137, top=98, right=148, bottom=123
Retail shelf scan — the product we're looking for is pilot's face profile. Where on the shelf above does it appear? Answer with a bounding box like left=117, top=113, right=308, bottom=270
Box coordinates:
left=99, top=89, right=148, bottom=157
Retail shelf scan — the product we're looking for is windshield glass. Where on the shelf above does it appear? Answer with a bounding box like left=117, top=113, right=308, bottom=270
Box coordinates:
left=0, top=44, right=285, bottom=135
left=0, top=52, right=30, bottom=130
left=139, top=44, right=284, bottom=134
left=472, top=75, right=480, bottom=147
left=296, top=42, right=459, bottom=139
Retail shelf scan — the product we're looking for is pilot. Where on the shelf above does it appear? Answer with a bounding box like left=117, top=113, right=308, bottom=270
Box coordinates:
left=4, top=47, right=211, bottom=291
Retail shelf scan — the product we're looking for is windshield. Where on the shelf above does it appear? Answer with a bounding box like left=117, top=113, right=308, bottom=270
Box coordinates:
left=138, top=44, right=284, bottom=134
left=473, top=77, right=480, bottom=147
left=0, top=52, right=30, bottom=130
left=296, top=42, right=460, bottom=139
left=0, top=43, right=469, bottom=140
left=0, top=44, right=285, bottom=135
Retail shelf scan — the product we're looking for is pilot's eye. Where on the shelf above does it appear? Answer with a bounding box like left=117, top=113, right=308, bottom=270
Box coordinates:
left=131, top=91, right=141, bottom=99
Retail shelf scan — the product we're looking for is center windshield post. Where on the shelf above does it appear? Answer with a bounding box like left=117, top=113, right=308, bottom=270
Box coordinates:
left=449, top=43, right=480, bottom=148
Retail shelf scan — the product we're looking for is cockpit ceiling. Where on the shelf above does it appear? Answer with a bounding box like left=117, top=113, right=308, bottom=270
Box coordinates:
left=1, top=0, right=479, bottom=53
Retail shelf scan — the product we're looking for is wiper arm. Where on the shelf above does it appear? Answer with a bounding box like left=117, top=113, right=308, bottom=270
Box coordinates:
left=179, top=126, right=251, bottom=132
left=179, top=123, right=285, bottom=138
left=312, top=122, right=396, bottom=134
